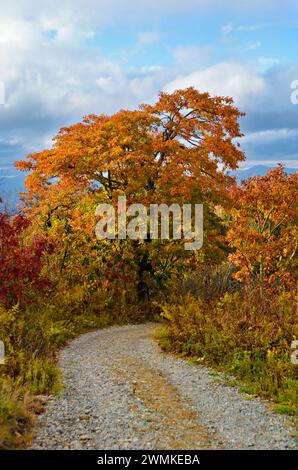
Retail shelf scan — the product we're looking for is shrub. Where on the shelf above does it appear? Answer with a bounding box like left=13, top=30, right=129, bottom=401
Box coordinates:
left=159, top=290, right=298, bottom=413
left=178, top=262, right=239, bottom=300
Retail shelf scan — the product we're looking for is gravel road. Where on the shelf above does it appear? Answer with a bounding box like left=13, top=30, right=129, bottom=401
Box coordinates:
left=31, top=323, right=297, bottom=450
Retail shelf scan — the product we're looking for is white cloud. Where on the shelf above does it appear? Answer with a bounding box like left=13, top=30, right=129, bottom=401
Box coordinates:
left=257, top=57, right=280, bottom=69
left=222, top=23, right=233, bottom=35
left=242, top=128, right=298, bottom=144
left=0, top=12, right=168, bottom=152
left=246, top=41, right=261, bottom=50
left=137, top=31, right=162, bottom=48
left=164, top=62, right=266, bottom=107
left=172, top=45, right=212, bottom=71
left=237, top=24, right=264, bottom=32
left=164, top=61, right=298, bottom=167
left=129, top=31, right=163, bottom=57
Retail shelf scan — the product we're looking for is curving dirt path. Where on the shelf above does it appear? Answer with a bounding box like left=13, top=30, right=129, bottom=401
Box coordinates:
left=31, top=324, right=297, bottom=450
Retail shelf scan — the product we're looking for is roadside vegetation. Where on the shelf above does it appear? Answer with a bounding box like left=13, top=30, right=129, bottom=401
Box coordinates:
left=158, top=167, right=298, bottom=418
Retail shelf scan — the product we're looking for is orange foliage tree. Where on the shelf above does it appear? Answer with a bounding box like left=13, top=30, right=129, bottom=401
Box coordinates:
left=227, top=166, right=298, bottom=294
left=15, top=88, right=245, bottom=303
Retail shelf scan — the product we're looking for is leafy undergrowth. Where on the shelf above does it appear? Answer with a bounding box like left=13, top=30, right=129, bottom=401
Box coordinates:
left=157, top=290, right=298, bottom=420
left=0, top=378, right=46, bottom=450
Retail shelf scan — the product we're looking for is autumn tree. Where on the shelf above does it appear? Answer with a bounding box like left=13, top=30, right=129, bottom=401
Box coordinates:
left=16, top=88, right=245, bottom=304
left=227, top=166, right=298, bottom=294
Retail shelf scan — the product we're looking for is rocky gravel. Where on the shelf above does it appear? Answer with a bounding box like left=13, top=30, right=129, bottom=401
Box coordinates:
left=31, top=323, right=297, bottom=450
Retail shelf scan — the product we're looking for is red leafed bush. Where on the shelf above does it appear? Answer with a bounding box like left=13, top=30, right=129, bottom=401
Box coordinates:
left=0, top=200, right=53, bottom=307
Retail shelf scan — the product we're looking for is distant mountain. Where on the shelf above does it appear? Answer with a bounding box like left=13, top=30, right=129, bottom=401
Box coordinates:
left=229, top=165, right=297, bottom=183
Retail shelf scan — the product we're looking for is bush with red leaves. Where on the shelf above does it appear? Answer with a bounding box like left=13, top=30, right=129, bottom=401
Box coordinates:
left=0, top=199, right=54, bottom=306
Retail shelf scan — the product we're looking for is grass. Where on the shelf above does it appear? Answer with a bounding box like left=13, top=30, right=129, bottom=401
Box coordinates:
left=0, top=379, right=40, bottom=449
left=274, top=405, right=296, bottom=416
left=239, top=386, right=255, bottom=395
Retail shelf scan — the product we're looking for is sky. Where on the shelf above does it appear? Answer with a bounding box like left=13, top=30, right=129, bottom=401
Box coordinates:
left=0, top=0, right=298, bottom=200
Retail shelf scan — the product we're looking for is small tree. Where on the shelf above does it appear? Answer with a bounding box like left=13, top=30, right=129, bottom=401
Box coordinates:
left=227, top=166, right=298, bottom=294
